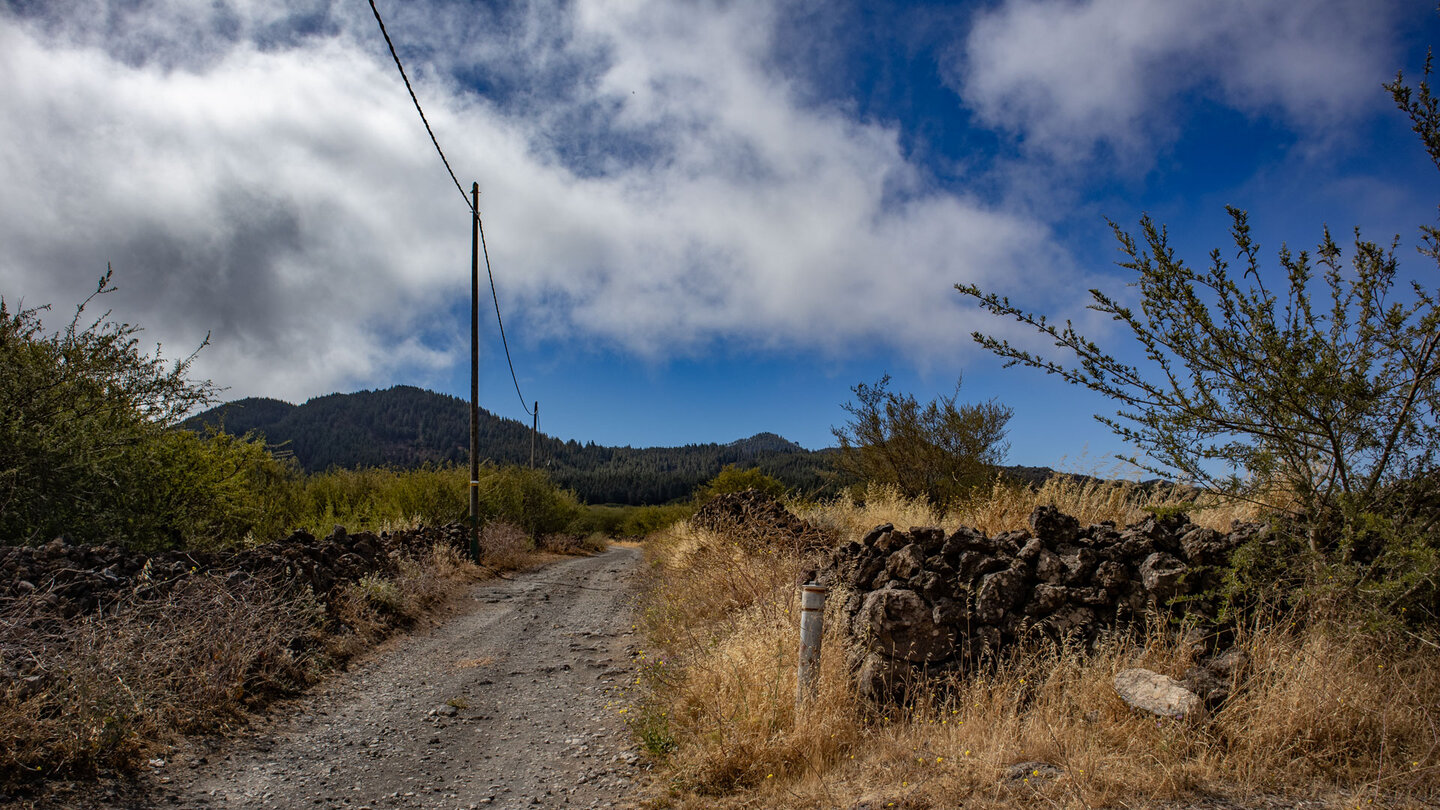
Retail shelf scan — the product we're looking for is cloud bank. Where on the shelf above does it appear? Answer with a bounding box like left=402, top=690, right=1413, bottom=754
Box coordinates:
left=0, top=0, right=1412, bottom=404
left=955, top=0, right=1403, bottom=162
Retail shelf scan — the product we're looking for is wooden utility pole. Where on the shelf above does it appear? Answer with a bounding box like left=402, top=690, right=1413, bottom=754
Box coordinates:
left=469, top=181, right=481, bottom=562
left=530, top=400, right=538, bottom=469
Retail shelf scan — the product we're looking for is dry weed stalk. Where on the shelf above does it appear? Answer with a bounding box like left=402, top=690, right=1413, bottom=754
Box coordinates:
left=479, top=521, right=534, bottom=569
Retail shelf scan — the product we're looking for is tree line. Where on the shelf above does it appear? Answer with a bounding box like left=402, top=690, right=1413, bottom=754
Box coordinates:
left=183, top=389, right=840, bottom=505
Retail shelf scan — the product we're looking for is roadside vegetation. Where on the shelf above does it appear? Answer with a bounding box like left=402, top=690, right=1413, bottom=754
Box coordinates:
left=631, top=62, right=1440, bottom=808
left=0, top=277, right=621, bottom=790
left=636, top=481, right=1439, bottom=808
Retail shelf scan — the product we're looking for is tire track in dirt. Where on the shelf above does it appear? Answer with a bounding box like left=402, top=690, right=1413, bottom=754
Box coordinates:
left=144, top=546, right=646, bottom=810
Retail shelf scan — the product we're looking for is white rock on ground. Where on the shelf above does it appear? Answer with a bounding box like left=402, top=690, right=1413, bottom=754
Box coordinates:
left=1113, top=667, right=1204, bottom=719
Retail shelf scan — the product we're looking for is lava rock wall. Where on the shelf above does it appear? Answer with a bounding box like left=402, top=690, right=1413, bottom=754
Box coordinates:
left=691, top=490, right=835, bottom=553
left=0, top=524, right=471, bottom=623
left=815, top=506, right=1267, bottom=701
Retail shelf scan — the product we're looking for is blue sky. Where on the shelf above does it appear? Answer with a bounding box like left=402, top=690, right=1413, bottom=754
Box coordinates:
left=1, top=0, right=1437, bottom=473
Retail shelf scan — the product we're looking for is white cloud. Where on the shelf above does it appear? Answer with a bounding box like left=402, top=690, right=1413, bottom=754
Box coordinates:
left=0, top=0, right=1079, bottom=405
left=955, top=0, right=1404, bottom=162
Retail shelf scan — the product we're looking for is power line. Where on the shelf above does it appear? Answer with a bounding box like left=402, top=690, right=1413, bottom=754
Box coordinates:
left=477, top=216, right=533, bottom=416
left=366, top=0, right=535, bottom=418
left=365, top=0, right=469, bottom=212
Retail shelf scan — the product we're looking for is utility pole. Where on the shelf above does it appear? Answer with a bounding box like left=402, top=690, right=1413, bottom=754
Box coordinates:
left=469, top=181, right=481, bottom=562
left=530, top=400, right=538, bottom=469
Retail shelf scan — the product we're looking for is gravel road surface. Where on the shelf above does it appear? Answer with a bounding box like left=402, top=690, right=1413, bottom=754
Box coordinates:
left=140, top=546, right=647, bottom=810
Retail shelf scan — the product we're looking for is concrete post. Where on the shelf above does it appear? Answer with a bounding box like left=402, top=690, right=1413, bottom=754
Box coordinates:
left=797, top=582, right=828, bottom=710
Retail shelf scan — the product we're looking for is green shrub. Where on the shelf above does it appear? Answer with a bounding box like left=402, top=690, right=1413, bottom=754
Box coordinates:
left=831, top=375, right=1011, bottom=508
left=0, top=271, right=289, bottom=550
left=290, top=465, right=467, bottom=535
left=694, top=465, right=787, bottom=503
left=573, top=503, right=694, bottom=537
left=473, top=464, right=581, bottom=537
left=957, top=65, right=1440, bottom=624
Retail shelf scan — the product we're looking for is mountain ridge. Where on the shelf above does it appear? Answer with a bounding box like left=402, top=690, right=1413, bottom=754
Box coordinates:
left=183, top=386, right=836, bottom=504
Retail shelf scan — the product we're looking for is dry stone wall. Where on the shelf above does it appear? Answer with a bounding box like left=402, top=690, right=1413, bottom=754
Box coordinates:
left=815, top=506, right=1267, bottom=702
left=692, top=490, right=835, bottom=554
left=0, top=524, right=470, bottom=624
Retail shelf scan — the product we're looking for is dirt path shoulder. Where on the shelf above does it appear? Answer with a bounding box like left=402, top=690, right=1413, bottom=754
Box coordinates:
left=139, top=545, right=646, bottom=810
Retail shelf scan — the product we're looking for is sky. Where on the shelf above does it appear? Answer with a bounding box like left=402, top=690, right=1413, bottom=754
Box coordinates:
left=1, top=0, right=1437, bottom=473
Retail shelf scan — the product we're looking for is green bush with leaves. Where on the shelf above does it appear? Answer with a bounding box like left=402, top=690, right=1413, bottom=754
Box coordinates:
left=831, top=375, right=1012, bottom=508
left=572, top=503, right=694, bottom=537
left=0, top=271, right=289, bottom=550
left=693, top=464, right=788, bottom=503
left=287, top=465, right=467, bottom=536
left=473, top=464, right=582, bottom=538
left=956, top=65, right=1440, bottom=621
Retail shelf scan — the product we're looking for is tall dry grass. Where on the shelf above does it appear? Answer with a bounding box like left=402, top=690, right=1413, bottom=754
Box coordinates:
left=0, top=574, right=324, bottom=783
left=323, top=542, right=487, bottom=661
left=0, top=536, right=562, bottom=792
left=799, top=478, right=1265, bottom=539
left=637, top=489, right=1440, bottom=809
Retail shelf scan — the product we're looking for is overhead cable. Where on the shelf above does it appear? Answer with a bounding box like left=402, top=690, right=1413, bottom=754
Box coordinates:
left=366, top=0, right=535, bottom=418
left=365, top=0, right=471, bottom=213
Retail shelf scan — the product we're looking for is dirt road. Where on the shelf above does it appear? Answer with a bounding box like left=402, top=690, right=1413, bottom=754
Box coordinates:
left=141, top=545, right=647, bottom=810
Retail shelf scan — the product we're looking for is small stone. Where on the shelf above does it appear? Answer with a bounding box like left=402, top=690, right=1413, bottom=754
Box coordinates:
left=1182, top=666, right=1230, bottom=704
left=1025, top=584, right=1067, bottom=616
left=1094, top=560, right=1130, bottom=590
left=856, top=588, right=954, bottom=663
left=1034, top=550, right=1065, bottom=584
left=861, top=524, right=895, bottom=547
left=1004, top=761, right=1064, bottom=781
left=886, top=544, right=926, bottom=581
left=1138, top=552, right=1187, bottom=600
left=1204, top=647, right=1249, bottom=677
left=1028, top=505, right=1081, bottom=545
left=975, top=567, right=1028, bottom=624
left=1113, top=667, right=1203, bottom=719
left=931, top=597, right=966, bottom=626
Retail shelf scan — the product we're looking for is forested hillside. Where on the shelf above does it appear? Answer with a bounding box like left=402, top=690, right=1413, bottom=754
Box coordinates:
left=183, top=386, right=839, bottom=504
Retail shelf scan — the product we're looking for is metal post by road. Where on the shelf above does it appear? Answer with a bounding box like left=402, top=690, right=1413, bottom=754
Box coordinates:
left=469, top=181, right=481, bottom=562
left=530, top=400, right=538, bottom=469
left=797, top=582, right=828, bottom=710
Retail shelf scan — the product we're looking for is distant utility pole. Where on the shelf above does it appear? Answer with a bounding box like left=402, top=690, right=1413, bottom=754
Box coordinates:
left=469, top=181, right=481, bottom=562
left=530, top=400, right=538, bottom=469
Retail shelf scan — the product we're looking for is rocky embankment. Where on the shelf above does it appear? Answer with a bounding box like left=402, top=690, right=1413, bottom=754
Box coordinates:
left=0, top=524, right=469, bottom=624
left=691, top=490, right=834, bottom=553
left=817, top=506, right=1267, bottom=702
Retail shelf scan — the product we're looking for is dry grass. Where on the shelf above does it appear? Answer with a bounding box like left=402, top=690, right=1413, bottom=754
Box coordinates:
left=799, top=479, right=1266, bottom=539
left=0, top=537, right=548, bottom=791
left=637, top=490, right=1440, bottom=809
left=324, top=542, right=486, bottom=660
left=478, top=521, right=535, bottom=569
left=0, top=574, right=324, bottom=784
